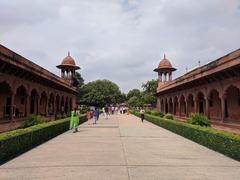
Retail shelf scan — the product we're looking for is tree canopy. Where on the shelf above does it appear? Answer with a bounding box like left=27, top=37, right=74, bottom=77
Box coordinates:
left=78, top=79, right=122, bottom=107
left=127, top=79, right=158, bottom=107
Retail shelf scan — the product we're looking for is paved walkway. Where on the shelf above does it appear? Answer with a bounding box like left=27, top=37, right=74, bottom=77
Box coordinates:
left=0, top=114, right=240, bottom=180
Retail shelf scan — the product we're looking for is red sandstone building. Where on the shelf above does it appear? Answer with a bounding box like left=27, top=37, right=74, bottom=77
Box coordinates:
left=154, top=49, right=240, bottom=126
left=0, top=44, right=80, bottom=125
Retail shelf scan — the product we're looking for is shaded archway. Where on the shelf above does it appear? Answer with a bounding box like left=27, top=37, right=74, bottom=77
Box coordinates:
left=49, top=93, right=54, bottom=115
left=39, top=91, right=48, bottom=116
left=169, top=97, right=173, bottom=114
left=0, top=82, right=12, bottom=119
left=187, top=94, right=194, bottom=116
left=30, top=89, right=39, bottom=114
left=197, top=92, right=205, bottom=114
left=160, top=99, right=164, bottom=112
left=225, top=86, right=240, bottom=123
left=15, top=85, right=28, bottom=118
left=60, top=96, right=65, bottom=115
left=165, top=99, right=168, bottom=113
left=209, top=89, right=221, bottom=121
left=173, top=96, right=178, bottom=115
left=65, top=97, right=69, bottom=114
left=55, top=94, right=60, bottom=114
left=179, top=95, right=186, bottom=116
left=69, top=98, right=73, bottom=111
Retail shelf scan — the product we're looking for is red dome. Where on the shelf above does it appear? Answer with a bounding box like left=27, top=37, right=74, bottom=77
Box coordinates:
left=154, top=54, right=176, bottom=72
left=158, top=58, right=172, bottom=69
left=57, top=52, right=80, bottom=70
left=61, top=52, right=76, bottom=66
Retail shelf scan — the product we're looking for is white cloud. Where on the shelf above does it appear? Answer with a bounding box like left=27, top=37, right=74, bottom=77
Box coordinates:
left=0, top=0, right=240, bottom=92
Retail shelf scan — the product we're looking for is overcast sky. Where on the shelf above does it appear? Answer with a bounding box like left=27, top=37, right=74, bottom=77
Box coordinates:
left=1, top=0, right=240, bottom=92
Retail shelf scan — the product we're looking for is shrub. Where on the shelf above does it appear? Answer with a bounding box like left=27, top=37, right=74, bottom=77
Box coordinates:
left=0, top=115, right=87, bottom=164
left=159, top=111, right=164, bottom=117
left=145, top=109, right=152, bottom=115
left=164, top=113, right=174, bottom=120
left=22, top=114, right=46, bottom=128
left=131, top=111, right=240, bottom=161
left=187, top=113, right=211, bottom=127
left=150, top=109, right=161, bottom=116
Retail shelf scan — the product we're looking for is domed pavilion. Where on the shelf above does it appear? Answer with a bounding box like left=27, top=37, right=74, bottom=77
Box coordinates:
left=154, top=54, right=176, bottom=83
left=57, top=52, right=80, bottom=81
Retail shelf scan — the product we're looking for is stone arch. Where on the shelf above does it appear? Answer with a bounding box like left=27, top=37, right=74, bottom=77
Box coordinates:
left=0, top=81, right=13, bottom=119
left=160, top=99, right=164, bottom=112
left=224, top=85, right=240, bottom=123
left=49, top=93, right=55, bottom=115
left=208, top=89, right=221, bottom=121
left=39, top=91, right=48, bottom=115
left=30, top=89, right=39, bottom=114
left=165, top=98, right=169, bottom=113
left=173, top=96, right=178, bottom=115
left=69, top=97, right=73, bottom=111
left=15, top=85, right=28, bottom=117
left=65, top=97, right=69, bottom=113
left=55, top=94, right=60, bottom=113
left=60, top=96, right=65, bottom=114
left=169, top=97, right=173, bottom=114
left=196, top=91, right=205, bottom=114
left=179, top=95, right=186, bottom=116
left=187, top=93, right=194, bottom=116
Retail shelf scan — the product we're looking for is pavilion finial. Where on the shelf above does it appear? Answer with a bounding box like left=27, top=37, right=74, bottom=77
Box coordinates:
left=68, top=51, right=70, bottom=56
left=164, top=54, right=166, bottom=59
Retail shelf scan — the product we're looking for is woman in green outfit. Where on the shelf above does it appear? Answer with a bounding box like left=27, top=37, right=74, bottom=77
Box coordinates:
left=70, top=108, right=79, bottom=133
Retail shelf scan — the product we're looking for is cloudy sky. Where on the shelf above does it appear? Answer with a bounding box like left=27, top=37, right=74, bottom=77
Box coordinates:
left=1, top=0, right=240, bottom=92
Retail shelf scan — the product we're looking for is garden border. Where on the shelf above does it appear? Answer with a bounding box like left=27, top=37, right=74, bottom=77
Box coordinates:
left=132, top=111, right=240, bottom=161
left=0, top=115, right=87, bottom=164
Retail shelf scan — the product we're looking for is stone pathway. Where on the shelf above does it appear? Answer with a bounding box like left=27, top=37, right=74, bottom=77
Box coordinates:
left=0, top=114, right=240, bottom=180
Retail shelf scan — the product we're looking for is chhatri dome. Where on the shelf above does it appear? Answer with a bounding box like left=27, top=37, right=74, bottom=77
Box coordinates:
left=154, top=54, right=176, bottom=72
left=154, top=54, right=176, bottom=84
left=57, top=51, right=80, bottom=69
left=57, top=52, right=80, bottom=82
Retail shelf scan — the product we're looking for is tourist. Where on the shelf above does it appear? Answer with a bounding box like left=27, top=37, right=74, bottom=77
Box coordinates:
left=140, top=108, right=145, bottom=123
left=70, top=108, right=79, bottom=133
left=96, top=107, right=100, bottom=121
left=87, top=109, right=93, bottom=125
left=93, top=107, right=97, bottom=124
left=108, top=106, right=112, bottom=116
left=102, top=106, right=106, bottom=119
left=104, top=105, right=108, bottom=119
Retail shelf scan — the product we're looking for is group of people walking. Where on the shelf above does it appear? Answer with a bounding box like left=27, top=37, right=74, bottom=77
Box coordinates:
left=69, top=105, right=146, bottom=133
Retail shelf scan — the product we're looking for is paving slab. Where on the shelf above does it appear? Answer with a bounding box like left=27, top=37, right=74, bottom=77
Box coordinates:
left=0, top=114, right=239, bottom=180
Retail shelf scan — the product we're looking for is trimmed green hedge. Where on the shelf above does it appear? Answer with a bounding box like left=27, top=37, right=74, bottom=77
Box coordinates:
left=0, top=115, right=87, bottom=164
left=132, top=111, right=240, bottom=161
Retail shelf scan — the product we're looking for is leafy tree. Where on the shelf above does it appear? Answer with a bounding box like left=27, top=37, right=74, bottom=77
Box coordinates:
left=73, top=72, right=84, bottom=87
left=119, top=93, right=127, bottom=103
left=78, top=79, right=122, bottom=107
left=128, top=96, right=143, bottom=107
left=142, top=79, right=158, bottom=95
left=141, top=92, right=157, bottom=105
left=127, top=89, right=141, bottom=100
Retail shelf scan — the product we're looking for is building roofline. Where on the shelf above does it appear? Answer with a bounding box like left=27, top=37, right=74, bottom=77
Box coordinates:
left=0, top=44, right=78, bottom=93
left=157, top=48, right=240, bottom=94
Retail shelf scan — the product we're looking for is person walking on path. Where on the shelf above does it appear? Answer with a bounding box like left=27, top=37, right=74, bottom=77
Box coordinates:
left=96, top=108, right=100, bottom=121
left=87, top=109, right=93, bottom=125
left=104, top=105, right=109, bottom=119
left=140, top=108, right=145, bottom=123
left=70, top=108, right=79, bottom=133
left=93, top=107, right=97, bottom=124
